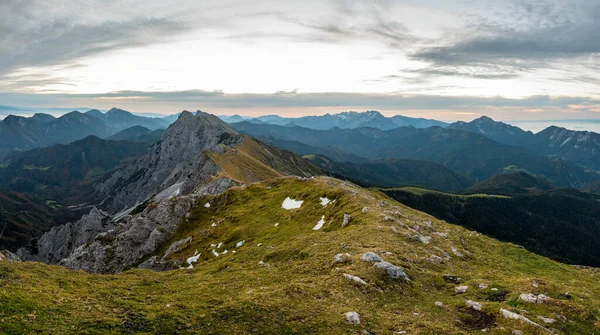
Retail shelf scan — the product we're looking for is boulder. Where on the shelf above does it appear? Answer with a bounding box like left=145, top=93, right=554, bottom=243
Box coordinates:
left=334, top=253, right=352, bottom=263
left=374, top=261, right=410, bottom=281
left=343, top=273, right=368, bottom=286
left=344, top=311, right=361, bottom=325
left=360, top=252, right=382, bottom=263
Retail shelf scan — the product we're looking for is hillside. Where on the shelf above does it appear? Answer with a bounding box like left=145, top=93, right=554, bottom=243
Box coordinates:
left=2, top=177, right=600, bottom=334
left=306, top=154, right=473, bottom=192
left=464, top=172, right=555, bottom=196
left=96, top=111, right=320, bottom=214
left=448, top=116, right=535, bottom=148
left=383, top=187, right=600, bottom=267
left=232, top=122, right=599, bottom=188
left=107, top=126, right=165, bottom=143
left=449, top=117, right=600, bottom=171
left=0, top=190, right=78, bottom=251
left=0, top=136, right=148, bottom=250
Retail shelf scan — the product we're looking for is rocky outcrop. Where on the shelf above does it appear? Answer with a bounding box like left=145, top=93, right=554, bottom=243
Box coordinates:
left=0, top=250, right=21, bottom=262
left=60, top=194, right=198, bottom=273
left=17, top=208, right=114, bottom=264
left=95, top=111, right=244, bottom=213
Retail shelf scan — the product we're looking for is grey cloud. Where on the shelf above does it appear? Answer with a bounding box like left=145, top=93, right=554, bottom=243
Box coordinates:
left=2, top=90, right=599, bottom=111
left=412, top=0, right=600, bottom=66
left=0, top=0, right=193, bottom=77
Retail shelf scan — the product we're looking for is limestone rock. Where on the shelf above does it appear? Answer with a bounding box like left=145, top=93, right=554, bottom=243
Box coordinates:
left=360, top=252, right=382, bottom=263
left=519, top=293, right=550, bottom=304
left=345, top=311, right=360, bottom=325
left=343, top=273, right=368, bottom=286
left=466, top=300, right=482, bottom=311
left=334, top=253, right=352, bottom=263
left=60, top=195, right=197, bottom=274
left=455, top=286, right=469, bottom=294
left=0, top=250, right=21, bottom=262
left=17, top=207, right=114, bottom=264
left=374, top=261, right=410, bottom=281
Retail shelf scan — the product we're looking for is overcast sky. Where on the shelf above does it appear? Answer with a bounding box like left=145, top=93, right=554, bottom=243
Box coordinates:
left=2, top=0, right=600, bottom=121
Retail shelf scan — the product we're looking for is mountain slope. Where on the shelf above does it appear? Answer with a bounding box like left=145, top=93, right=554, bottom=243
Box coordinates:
left=86, top=108, right=170, bottom=131
left=0, top=190, right=78, bottom=252
left=448, top=116, right=534, bottom=147
left=383, top=187, right=600, bottom=267
left=107, top=125, right=165, bottom=143
left=232, top=122, right=599, bottom=187
left=449, top=118, right=600, bottom=171
left=0, top=136, right=148, bottom=250
left=464, top=172, right=555, bottom=196
left=0, top=111, right=114, bottom=159
left=531, top=126, right=600, bottom=171
left=3, top=177, right=600, bottom=334
left=306, top=154, right=473, bottom=192
left=96, top=111, right=320, bottom=213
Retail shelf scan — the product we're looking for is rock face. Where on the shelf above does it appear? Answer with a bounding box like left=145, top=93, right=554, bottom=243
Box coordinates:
left=0, top=250, right=21, bottom=262
left=96, top=111, right=244, bottom=213
left=17, top=208, right=114, bottom=264
left=60, top=195, right=197, bottom=273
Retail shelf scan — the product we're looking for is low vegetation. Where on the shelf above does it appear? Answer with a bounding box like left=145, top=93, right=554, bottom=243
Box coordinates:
left=1, top=177, right=599, bottom=334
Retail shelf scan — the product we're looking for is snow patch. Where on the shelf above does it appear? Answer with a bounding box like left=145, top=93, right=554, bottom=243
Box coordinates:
left=313, top=216, right=326, bottom=230
left=204, top=202, right=211, bottom=208
left=212, top=249, right=219, bottom=257
left=236, top=240, right=245, bottom=248
left=186, top=253, right=201, bottom=269
left=320, top=197, right=332, bottom=207
left=282, top=197, right=303, bottom=209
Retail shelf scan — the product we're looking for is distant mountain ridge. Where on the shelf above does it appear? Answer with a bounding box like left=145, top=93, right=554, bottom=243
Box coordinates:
left=220, top=110, right=447, bottom=130
left=86, top=107, right=170, bottom=131
left=449, top=116, right=600, bottom=171
left=0, top=108, right=170, bottom=160
left=232, top=121, right=599, bottom=188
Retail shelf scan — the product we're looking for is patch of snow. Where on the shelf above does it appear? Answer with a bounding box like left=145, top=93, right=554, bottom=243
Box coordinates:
left=217, top=242, right=223, bottom=249
left=282, top=197, right=303, bottom=210
left=211, top=223, right=217, bottom=227
left=204, top=202, right=211, bottom=208
left=236, top=240, right=245, bottom=248
left=312, top=216, right=326, bottom=230
left=186, top=254, right=201, bottom=269
left=221, top=250, right=228, bottom=255
left=212, top=249, right=219, bottom=257
left=154, top=182, right=184, bottom=202
left=274, top=223, right=279, bottom=227
left=320, top=197, right=332, bottom=207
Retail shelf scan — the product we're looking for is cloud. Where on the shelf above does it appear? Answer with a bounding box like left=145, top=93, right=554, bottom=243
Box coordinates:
left=0, top=0, right=203, bottom=77
left=412, top=0, right=600, bottom=66
left=2, top=90, right=600, bottom=111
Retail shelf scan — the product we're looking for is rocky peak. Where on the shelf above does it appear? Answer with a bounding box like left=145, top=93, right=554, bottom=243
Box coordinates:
left=95, top=111, right=244, bottom=213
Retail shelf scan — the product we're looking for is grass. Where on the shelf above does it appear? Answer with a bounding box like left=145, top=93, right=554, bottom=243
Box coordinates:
left=388, top=186, right=509, bottom=198
left=1, top=176, right=599, bottom=334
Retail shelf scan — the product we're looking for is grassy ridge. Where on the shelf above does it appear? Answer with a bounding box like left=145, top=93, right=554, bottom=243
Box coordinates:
left=1, top=177, right=599, bottom=334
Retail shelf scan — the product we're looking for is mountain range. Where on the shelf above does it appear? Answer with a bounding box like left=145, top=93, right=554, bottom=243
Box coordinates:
left=0, top=108, right=170, bottom=160
left=219, top=110, right=448, bottom=130
left=232, top=121, right=599, bottom=188
left=1, top=109, right=600, bottom=334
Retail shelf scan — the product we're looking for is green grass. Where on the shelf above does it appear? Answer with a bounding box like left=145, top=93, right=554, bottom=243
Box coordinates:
left=388, top=186, right=509, bottom=198
left=1, top=177, right=599, bottom=334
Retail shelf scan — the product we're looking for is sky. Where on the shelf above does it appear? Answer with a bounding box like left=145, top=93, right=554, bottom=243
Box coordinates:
left=2, top=0, right=600, bottom=122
